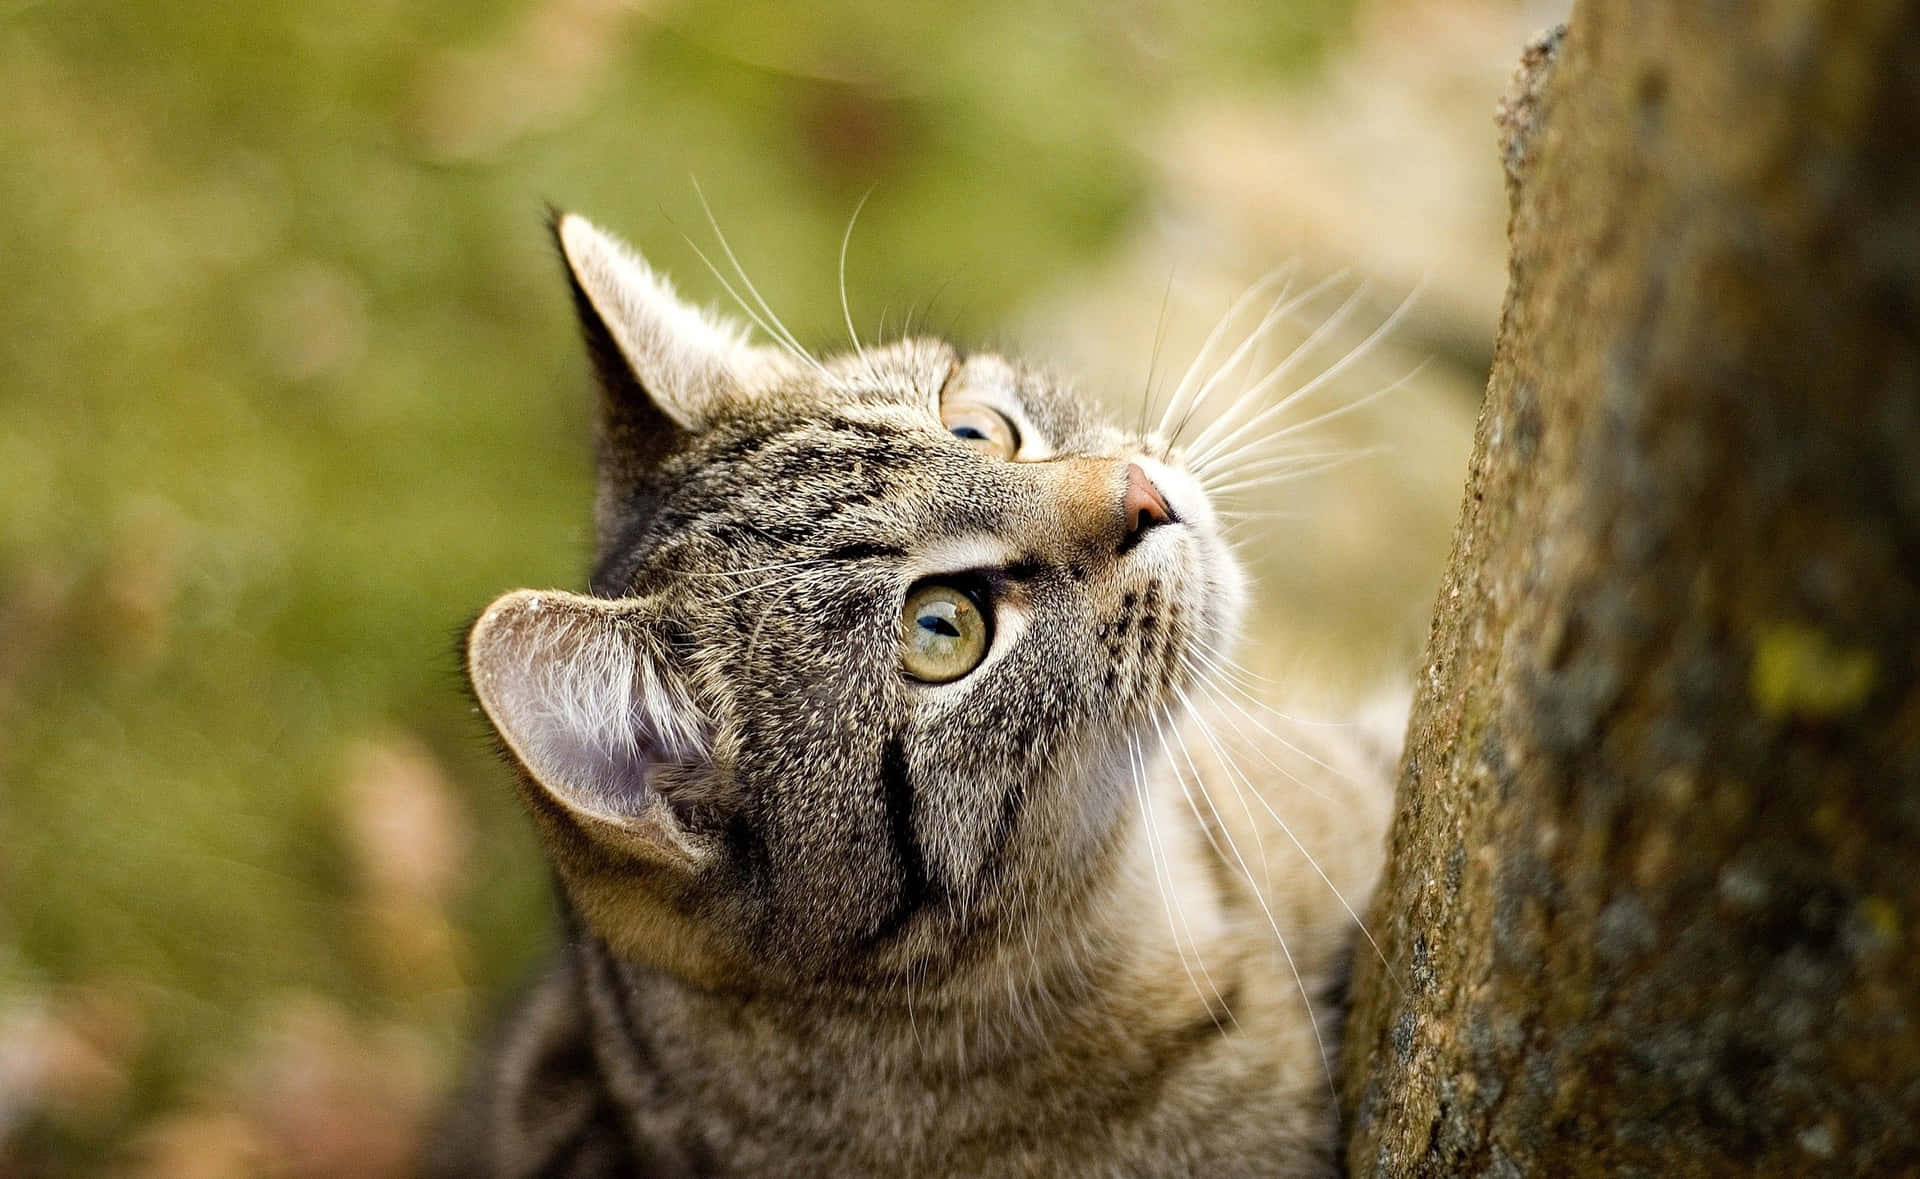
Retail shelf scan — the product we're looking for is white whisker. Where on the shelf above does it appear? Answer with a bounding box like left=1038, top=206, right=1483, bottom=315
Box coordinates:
left=1137, top=268, right=1178, bottom=437
left=679, top=230, right=832, bottom=380
left=1155, top=268, right=1297, bottom=441
left=1218, top=510, right=1315, bottom=528
left=1182, top=646, right=1358, bottom=797
left=1192, top=286, right=1426, bottom=476
left=1166, top=274, right=1301, bottom=445
left=1157, top=705, right=1268, bottom=896
left=1200, top=359, right=1428, bottom=483
left=1200, top=451, right=1370, bottom=498
left=1175, top=270, right=1352, bottom=454
left=839, top=186, right=880, bottom=384
left=1200, top=450, right=1379, bottom=500
left=1185, top=279, right=1372, bottom=469
left=1158, top=708, right=1335, bottom=1098
left=1186, top=653, right=1359, bottom=726
left=689, top=178, right=840, bottom=385
left=1200, top=444, right=1365, bottom=481
left=1129, top=731, right=1236, bottom=1031
left=1177, top=670, right=1395, bottom=984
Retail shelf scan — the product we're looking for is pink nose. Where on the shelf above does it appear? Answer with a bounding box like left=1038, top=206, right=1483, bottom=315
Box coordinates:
left=1122, top=462, right=1174, bottom=542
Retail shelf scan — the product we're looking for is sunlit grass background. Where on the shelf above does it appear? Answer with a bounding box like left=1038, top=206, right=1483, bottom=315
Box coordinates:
left=1, top=0, right=1560, bottom=1172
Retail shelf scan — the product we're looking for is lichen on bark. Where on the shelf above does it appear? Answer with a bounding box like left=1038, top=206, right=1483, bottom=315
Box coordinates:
left=1339, top=2, right=1920, bottom=1175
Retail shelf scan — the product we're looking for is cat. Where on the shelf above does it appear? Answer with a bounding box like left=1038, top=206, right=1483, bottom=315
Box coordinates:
left=426, top=211, right=1399, bottom=1177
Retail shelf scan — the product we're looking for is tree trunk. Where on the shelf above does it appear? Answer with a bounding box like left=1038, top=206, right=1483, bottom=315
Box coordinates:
left=1338, top=3, right=1920, bottom=1176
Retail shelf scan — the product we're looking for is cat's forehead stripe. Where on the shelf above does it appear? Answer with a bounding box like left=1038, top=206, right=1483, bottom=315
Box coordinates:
left=821, top=542, right=907, bottom=563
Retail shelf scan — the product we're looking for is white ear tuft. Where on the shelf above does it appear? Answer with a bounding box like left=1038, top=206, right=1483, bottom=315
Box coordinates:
left=468, top=589, right=703, bottom=824
left=555, top=213, right=753, bottom=430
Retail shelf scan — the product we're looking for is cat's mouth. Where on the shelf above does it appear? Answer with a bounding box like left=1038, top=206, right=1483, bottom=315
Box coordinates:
left=1124, top=452, right=1248, bottom=669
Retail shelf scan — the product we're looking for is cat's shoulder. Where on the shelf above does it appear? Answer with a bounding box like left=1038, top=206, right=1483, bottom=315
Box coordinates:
left=422, top=952, right=638, bottom=1178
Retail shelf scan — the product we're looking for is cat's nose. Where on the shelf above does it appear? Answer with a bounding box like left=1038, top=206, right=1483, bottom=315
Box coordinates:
left=1121, top=462, right=1174, bottom=547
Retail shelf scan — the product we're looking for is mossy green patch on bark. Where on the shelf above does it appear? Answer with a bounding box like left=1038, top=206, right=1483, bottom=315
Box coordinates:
left=1749, top=623, right=1878, bottom=721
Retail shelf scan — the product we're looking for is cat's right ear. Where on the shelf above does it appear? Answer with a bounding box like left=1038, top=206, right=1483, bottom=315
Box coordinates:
left=551, top=211, right=756, bottom=434
left=469, top=589, right=754, bottom=982
left=466, top=588, right=710, bottom=870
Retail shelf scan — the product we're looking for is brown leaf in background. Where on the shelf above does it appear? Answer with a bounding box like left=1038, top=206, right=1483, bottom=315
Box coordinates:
left=236, top=996, right=433, bottom=1179
left=122, top=1112, right=266, bottom=1179
left=35, top=986, right=142, bottom=1128
left=250, top=263, right=370, bottom=388
left=407, top=0, right=672, bottom=162
left=338, top=735, right=470, bottom=910
left=0, top=563, right=75, bottom=727
left=337, top=735, right=473, bottom=1008
left=0, top=982, right=146, bottom=1143
left=97, top=498, right=188, bottom=670
left=119, top=996, right=440, bottom=1179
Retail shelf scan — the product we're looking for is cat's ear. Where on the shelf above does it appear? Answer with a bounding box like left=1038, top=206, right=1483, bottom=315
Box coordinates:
left=552, top=211, right=757, bottom=433
left=467, top=588, right=709, bottom=867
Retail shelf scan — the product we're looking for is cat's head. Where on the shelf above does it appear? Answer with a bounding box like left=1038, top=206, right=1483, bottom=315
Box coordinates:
left=467, top=214, right=1246, bottom=991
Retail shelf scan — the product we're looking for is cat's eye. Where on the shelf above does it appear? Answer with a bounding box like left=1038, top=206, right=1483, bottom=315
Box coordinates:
left=900, top=582, right=992, bottom=683
left=941, top=403, right=1019, bottom=460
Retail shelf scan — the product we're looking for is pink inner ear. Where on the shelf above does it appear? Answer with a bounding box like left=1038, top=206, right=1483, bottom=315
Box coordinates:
left=521, top=720, right=663, bottom=818
left=470, top=589, right=702, bottom=824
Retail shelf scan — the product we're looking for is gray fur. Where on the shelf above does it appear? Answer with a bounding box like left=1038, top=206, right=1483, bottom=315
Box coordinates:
left=431, top=214, right=1395, bottom=1177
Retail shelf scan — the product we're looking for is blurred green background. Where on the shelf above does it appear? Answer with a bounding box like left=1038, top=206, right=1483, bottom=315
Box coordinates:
left=0, top=0, right=1550, bottom=1173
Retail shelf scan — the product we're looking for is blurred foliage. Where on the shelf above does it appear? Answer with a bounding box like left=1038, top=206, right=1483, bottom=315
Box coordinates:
left=0, top=0, right=1360, bottom=1171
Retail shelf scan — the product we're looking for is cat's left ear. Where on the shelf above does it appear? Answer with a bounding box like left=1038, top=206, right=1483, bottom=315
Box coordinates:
left=466, top=588, right=710, bottom=869
left=553, top=212, right=763, bottom=433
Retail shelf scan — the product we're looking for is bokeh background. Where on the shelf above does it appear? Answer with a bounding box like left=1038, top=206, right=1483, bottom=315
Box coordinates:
left=2, top=0, right=1565, bottom=1173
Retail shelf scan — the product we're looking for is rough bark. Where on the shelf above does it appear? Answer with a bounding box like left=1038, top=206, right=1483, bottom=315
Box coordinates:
left=1339, top=3, right=1920, bottom=1176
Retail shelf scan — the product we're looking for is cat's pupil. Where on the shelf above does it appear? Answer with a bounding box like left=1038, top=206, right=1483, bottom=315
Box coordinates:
left=919, top=611, right=962, bottom=639
left=951, top=426, right=987, bottom=441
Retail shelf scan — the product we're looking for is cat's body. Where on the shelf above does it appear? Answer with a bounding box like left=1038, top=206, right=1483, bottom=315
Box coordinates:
left=430, top=214, right=1397, bottom=1177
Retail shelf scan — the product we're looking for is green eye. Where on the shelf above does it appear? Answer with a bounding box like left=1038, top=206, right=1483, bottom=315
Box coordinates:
left=941, top=402, right=1019, bottom=459
left=900, top=583, right=991, bottom=683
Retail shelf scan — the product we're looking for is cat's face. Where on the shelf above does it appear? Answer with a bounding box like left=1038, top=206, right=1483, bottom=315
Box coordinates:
left=467, top=215, right=1245, bottom=991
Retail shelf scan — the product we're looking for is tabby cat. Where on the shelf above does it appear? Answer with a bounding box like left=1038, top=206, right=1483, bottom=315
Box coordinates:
left=427, top=212, right=1397, bottom=1177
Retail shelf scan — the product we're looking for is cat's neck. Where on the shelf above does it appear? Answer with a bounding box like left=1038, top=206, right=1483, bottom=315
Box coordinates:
left=566, top=761, right=1330, bottom=1172
left=588, top=794, right=1237, bottom=1068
